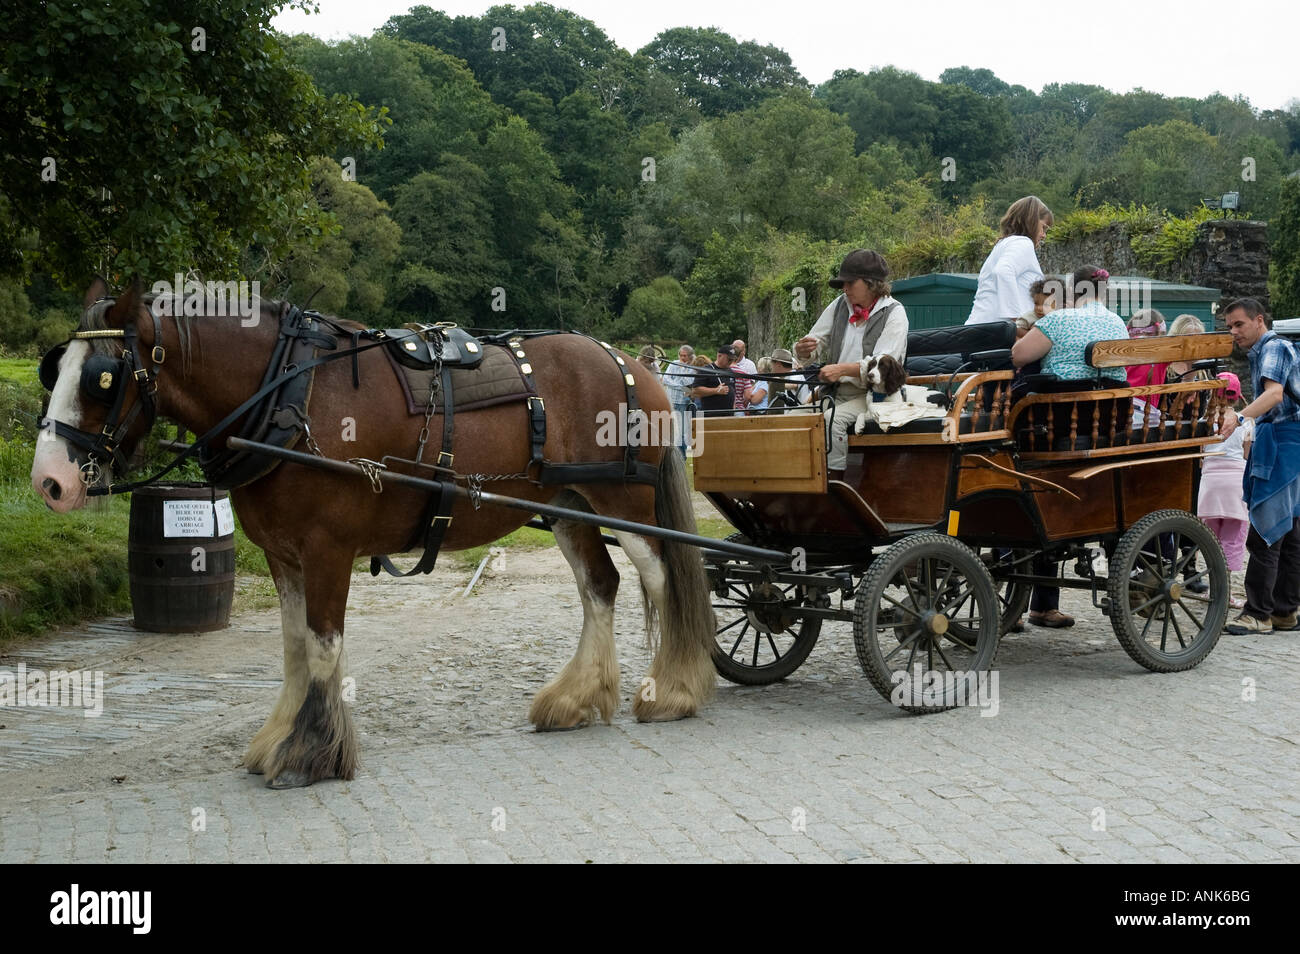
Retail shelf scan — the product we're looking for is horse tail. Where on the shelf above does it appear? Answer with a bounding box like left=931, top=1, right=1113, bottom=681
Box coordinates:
left=651, top=445, right=717, bottom=705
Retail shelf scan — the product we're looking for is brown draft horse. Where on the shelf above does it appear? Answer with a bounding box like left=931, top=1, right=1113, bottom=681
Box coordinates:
left=31, top=280, right=716, bottom=788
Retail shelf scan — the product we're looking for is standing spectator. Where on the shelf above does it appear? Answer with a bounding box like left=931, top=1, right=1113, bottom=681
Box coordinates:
left=636, top=345, right=663, bottom=383
left=1220, top=299, right=1300, bottom=634
left=966, top=195, right=1054, bottom=328
left=690, top=354, right=712, bottom=416
left=746, top=357, right=771, bottom=413
left=731, top=339, right=757, bottom=413
left=1198, top=372, right=1250, bottom=609
left=690, top=344, right=737, bottom=416
left=662, top=344, right=696, bottom=456
left=793, top=249, right=909, bottom=481
left=767, top=348, right=812, bottom=412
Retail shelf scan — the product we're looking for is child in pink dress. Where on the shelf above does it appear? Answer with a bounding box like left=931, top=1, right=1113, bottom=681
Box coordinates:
left=1198, top=373, right=1250, bottom=607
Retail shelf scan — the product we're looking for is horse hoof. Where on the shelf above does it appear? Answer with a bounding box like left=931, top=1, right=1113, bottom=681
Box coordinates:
left=534, top=720, right=588, bottom=733
left=267, top=769, right=313, bottom=789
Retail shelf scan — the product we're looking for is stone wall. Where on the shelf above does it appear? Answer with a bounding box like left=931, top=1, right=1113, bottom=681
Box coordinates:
left=1187, top=220, right=1271, bottom=315
left=1039, top=224, right=1144, bottom=279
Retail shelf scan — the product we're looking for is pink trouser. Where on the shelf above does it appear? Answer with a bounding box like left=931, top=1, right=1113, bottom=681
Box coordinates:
left=1205, top=517, right=1249, bottom=571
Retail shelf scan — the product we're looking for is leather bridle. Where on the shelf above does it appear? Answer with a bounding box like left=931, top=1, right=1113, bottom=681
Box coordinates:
left=38, top=299, right=166, bottom=487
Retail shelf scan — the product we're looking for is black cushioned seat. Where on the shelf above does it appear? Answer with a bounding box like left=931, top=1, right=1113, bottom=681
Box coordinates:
left=904, top=321, right=1015, bottom=376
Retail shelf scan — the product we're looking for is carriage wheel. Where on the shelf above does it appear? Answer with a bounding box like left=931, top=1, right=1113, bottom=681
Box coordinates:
left=711, top=535, right=823, bottom=685
left=1107, top=510, right=1227, bottom=672
left=853, top=533, right=1000, bottom=713
left=950, top=549, right=1033, bottom=638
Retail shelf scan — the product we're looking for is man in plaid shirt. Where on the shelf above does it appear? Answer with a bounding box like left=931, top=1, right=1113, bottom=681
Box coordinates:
left=1220, top=299, right=1300, bottom=634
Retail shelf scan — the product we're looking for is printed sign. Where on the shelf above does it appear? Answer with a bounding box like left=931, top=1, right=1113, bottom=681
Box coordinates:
left=214, top=497, right=234, bottom=536
left=163, top=499, right=216, bottom=537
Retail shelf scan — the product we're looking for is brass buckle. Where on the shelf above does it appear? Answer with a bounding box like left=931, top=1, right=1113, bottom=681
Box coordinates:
left=437, top=450, right=454, bottom=468
left=151, top=345, right=166, bottom=364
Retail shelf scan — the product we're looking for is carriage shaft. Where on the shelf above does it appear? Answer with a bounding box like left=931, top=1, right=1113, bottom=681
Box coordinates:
left=225, top=437, right=792, bottom=564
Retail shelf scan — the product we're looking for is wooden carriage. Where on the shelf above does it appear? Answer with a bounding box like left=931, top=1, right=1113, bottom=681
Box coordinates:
left=693, top=327, right=1236, bottom=710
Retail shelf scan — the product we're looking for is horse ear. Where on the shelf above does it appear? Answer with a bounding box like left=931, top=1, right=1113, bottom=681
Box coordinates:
left=83, top=276, right=110, bottom=309
left=108, top=277, right=143, bottom=323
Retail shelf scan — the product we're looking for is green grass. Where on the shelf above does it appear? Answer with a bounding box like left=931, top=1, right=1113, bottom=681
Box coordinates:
left=0, top=488, right=133, bottom=647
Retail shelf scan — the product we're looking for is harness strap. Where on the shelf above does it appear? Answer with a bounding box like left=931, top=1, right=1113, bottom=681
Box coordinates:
left=592, top=339, right=643, bottom=479
left=86, top=314, right=398, bottom=495
left=371, top=363, right=458, bottom=577
left=505, top=336, right=546, bottom=480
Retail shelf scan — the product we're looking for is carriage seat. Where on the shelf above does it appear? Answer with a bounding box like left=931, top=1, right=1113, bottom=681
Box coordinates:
left=904, top=321, right=1016, bottom=376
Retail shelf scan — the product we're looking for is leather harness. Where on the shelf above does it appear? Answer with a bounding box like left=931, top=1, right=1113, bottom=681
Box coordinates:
left=42, top=302, right=660, bottom=576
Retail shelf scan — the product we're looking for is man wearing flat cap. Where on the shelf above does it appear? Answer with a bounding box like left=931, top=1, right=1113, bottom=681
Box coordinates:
left=794, top=249, right=909, bottom=479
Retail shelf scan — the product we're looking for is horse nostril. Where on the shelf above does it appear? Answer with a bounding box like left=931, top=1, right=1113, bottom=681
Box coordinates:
left=43, top=478, right=62, bottom=501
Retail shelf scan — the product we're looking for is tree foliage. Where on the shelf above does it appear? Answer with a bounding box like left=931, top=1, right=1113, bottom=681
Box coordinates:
left=0, top=0, right=383, bottom=284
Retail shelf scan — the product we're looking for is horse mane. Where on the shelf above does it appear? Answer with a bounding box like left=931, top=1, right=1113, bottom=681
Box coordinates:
left=80, top=292, right=286, bottom=377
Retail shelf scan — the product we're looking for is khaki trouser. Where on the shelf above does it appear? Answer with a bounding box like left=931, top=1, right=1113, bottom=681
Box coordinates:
left=825, top=383, right=869, bottom=471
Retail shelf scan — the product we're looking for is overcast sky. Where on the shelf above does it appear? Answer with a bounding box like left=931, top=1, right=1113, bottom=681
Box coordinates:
left=274, top=0, right=1299, bottom=111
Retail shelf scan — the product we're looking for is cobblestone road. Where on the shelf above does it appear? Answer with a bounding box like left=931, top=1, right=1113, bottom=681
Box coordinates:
left=1, top=549, right=1297, bottom=863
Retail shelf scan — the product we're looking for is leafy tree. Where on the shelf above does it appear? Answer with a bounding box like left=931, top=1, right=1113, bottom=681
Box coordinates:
left=638, top=27, right=807, bottom=117
left=816, top=67, right=939, bottom=161
left=390, top=158, right=497, bottom=321
left=0, top=0, right=383, bottom=284
left=939, top=66, right=1013, bottom=98
left=929, top=83, right=1014, bottom=192
left=381, top=3, right=622, bottom=112
left=610, top=276, right=691, bottom=341
left=280, top=158, right=401, bottom=318
left=683, top=232, right=756, bottom=345
left=289, top=34, right=500, bottom=201
left=1102, top=120, right=1228, bottom=212
left=1271, top=175, right=1300, bottom=318
left=0, top=278, right=34, bottom=352
left=710, top=92, right=859, bottom=237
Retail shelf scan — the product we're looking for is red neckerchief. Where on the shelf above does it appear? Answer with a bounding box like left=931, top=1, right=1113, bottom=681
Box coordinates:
left=849, top=296, right=880, bottom=326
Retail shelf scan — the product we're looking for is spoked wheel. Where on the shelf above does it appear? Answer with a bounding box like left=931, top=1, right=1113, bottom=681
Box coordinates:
left=853, top=533, right=999, bottom=712
left=711, top=536, right=824, bottom=685
left=1107, top=509, right=1227, bottom=671
left=959, top=549, right=1034, bottom=637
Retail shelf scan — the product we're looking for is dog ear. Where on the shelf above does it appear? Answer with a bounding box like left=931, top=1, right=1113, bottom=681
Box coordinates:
left=882, top=355, right=907, bottom=394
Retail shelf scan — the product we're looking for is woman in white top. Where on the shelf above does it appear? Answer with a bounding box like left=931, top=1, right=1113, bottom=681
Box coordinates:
left=966, top=196, right=1054, bottom=327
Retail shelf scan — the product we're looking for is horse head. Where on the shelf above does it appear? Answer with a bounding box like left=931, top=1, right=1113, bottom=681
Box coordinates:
left=31, top=278, right=162, bottom=512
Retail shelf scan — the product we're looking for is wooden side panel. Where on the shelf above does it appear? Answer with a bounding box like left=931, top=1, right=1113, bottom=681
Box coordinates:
left=850, top=446, right=952, bottom=525
left=1120, top=457, right=1195, bottom=518
left=1086, top=332, right=1233, bottom=369
left=1035, top=464, right=1118, bottom=540
left=956, top=451, right=1022, bottom=497
left=692, top=414, right=826, bottom=493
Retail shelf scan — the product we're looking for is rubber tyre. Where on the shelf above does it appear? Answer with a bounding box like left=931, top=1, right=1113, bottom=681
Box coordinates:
left=1107, top=509, right=1228, bottom=672
left=711, top=534, right=822, bottom=685
left=853, top=533, right=1000, bottom=713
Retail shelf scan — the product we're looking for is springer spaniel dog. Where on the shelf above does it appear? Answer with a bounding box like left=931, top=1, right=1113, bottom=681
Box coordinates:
left=853, top=354, right=942, bottom=432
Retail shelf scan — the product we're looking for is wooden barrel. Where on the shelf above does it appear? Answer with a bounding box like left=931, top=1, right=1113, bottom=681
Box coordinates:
left=128, top=484, right=235, bottom=632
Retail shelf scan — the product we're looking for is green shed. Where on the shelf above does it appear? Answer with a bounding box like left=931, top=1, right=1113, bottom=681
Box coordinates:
left=890, top=273, right=1222, bottom=330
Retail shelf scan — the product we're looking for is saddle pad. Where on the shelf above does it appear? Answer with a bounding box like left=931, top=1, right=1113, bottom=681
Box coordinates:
left=384, top=342, right=532, bottom=415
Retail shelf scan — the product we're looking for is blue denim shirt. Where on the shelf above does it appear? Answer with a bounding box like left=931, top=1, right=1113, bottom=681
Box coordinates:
left=1249, top=330, right=1300, bottom=424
